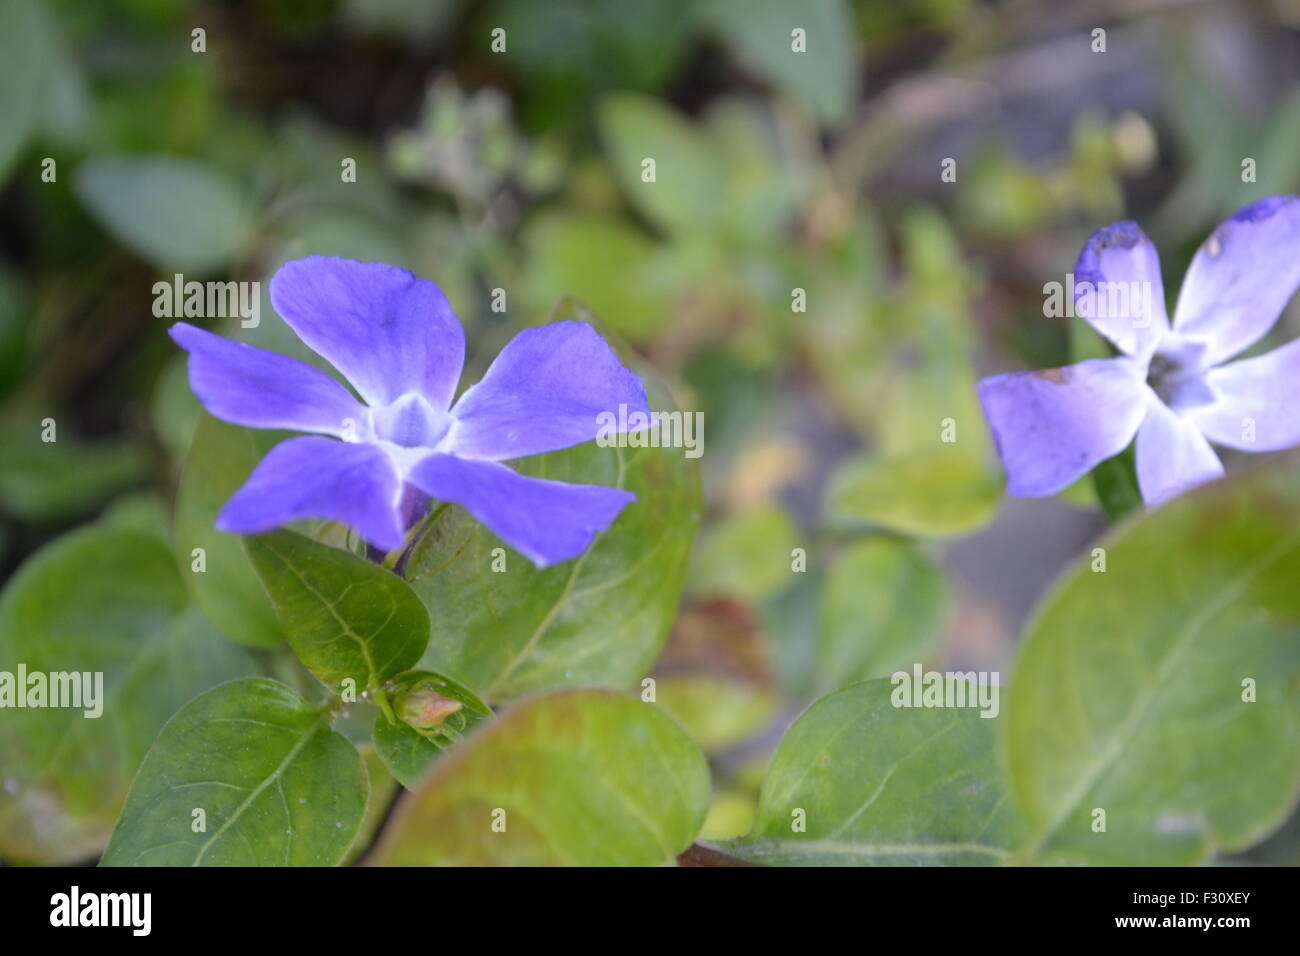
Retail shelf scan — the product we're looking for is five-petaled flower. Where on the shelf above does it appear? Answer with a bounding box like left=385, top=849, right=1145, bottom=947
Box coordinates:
left=171, top=256, right=650, bottom=566
left=979, top=195, right=1300, bottom=506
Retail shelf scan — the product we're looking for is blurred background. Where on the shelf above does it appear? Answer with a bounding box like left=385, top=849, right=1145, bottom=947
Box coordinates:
left=3, top=0, right=1300, bottom=841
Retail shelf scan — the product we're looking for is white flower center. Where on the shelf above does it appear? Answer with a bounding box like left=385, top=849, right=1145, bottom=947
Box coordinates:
left=1146, top=336, right=1215, bottom=413
left=369, top=393, right=452, bottom=449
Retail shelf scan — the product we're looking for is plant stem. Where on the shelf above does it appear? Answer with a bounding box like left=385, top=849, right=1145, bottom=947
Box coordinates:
left=371, top=687, right=397, bottom=724
left=675, top=843, right=759, bottom=867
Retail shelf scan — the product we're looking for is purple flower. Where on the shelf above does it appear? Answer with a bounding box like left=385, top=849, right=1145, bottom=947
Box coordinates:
left=979, top=196, right=1300, bottom=506
left=171, top=256, right=650, bottom=566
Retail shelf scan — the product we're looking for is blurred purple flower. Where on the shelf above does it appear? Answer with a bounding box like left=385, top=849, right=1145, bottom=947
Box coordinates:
left=172, top=256, right=650, bottom=566
left=979, top=196, right=1300, bottom=506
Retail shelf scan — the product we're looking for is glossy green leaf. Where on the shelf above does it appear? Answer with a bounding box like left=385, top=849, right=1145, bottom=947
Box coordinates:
left=245, top=529, right=428, bottom=693
left=0, top=526, right=256, bottom=863
left=175, top=414, right=286, bottom=648
left=818, top=538, right=948, bottom=692
left=827, top=448, right=1002, bottom=538
left=598, top=93, right=727, bottom=237
left=74, top=156, right=252, bottom=273
left=369, top=690, right=710, bottom=865
left=726, top=679, right=1023, bottom=865
left=371, top=719, right=443, bottom=791
left=406, top=438, right=697, bottom=701
left=371, top=671, right=492, bottom=789
left=404, top=302, right=700, bottom=703
left=102, top=678, right=367, bottom=866
left=1007, top=459, right=1300, bottom=865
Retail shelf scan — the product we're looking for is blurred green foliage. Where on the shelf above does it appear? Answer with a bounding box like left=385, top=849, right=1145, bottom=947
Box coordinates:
left=2, top=0, right=1300, bottom=865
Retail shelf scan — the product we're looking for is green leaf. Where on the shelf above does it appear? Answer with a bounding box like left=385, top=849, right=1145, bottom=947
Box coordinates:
left=697, top=0, right=855, bottom=126
left=758, top=570, right=823, bottom=701
left=813, top=217, right=1000, bottom=541
left=701, top=789, right=759, bottom=842
left=826, top=449, right=1001, bottom=538
left=404, top=301, right=700, bottom=703
left=654, top=675, right=776, bottom=752
left=274, top=208, right=409, bottom=269
left=690, top=503, right=800, bottom=603
left=1070, top=312, right=1138, bottom=521
left=1007, top=458, right=1300, bottom=865
left=726, top=679, right=1024, bottom=865
left=1058, top=472, right=1099, bottom=510
left=1069, top=303, right=1115, bottom=363
left=245, top=529, right=429, bottom=693
left=371, top=671, right=492, bottom=789
left=100, top=492, right=172, bottom=546
left=175, top=414, right=286, bottom=648
left=522, top=212, right=672, bottom=339
left=152, top=354, right=203, bottom=461
left=102, top=678, right=366, bottom=866
left=74, top=156, right=252, bottom=273
left=346, top=743, right=400, bottom=864
left=0, top=422, right=147, bottom=524
left=704, top=98, right=812, bottom=240
left=0, top=526, right=256, bottom=863
left=369, top=690, right=710, bottom=865
left=878, top=213, right=988, bottom=456
left=0, top=0, right=57, bottom=180
left=598, top=93, right=727, bottom=237
left=1090, top=443, right=1142, bottom=523
left=818, top=538, right=948, bottom=692
left=1218, top=806, right=1300, bottom=866
left=371, top=720, right=443, bottom=791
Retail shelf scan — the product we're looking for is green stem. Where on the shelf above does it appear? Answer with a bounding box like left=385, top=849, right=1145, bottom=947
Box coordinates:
left=392, top=502, right=449, bottom=577
left=371, top=687, right=397, bottom=724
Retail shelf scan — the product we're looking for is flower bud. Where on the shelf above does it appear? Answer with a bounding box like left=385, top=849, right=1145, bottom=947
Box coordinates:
left=395, top=679, right=463, bottom=730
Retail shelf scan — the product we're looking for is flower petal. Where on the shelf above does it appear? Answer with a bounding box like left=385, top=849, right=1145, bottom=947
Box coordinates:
left=1135, top=398, right=1224, bottom=506
left=447, top=320, right=650, bottom=461
left=1172, top=195, right=1300, bottom=365
left=1187, top=337, right=1300, bottom=451
left=407, top=453, right=635, bottom=567
left=218, top=436, right=405, bottom=551
left=1073, top=221, right=1169, bottom=359
left=269, top=256, right=465, bottom=409
left=170, top=322, right=365, bottom=437
left=977, top=357, right=1148, bottom=496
